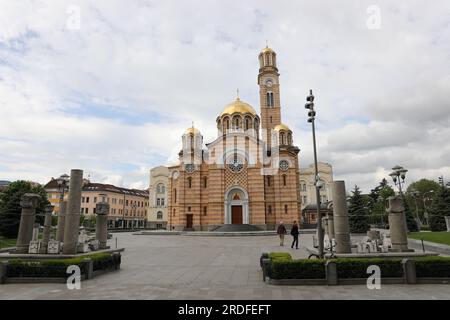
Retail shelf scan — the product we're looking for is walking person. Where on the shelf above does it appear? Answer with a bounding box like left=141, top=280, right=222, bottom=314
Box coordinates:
left=277, top=221, right=287, bottom=246
left=290, top=220, right=299, bottom=249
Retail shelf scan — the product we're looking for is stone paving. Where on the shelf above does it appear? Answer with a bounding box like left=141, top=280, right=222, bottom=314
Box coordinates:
left=0, top=232, right=449, bottom=300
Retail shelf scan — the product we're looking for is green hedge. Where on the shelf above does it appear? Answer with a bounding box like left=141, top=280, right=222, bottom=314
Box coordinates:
left=6, top=253, right=119, bottom=278
left=265, top=253, right=450, bottom=280
left=268, top=253, right=325, bottom=279
left=414, top=256, right=450, bottom=278
left=334, top=258, right=403, bottom=278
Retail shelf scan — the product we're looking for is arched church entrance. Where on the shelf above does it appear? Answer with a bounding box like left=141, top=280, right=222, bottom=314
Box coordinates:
left=224, top=187, right=249, bottom=224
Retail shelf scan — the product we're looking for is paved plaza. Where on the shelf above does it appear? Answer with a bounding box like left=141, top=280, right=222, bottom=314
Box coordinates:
left=0, top=232, right=449, bottom=300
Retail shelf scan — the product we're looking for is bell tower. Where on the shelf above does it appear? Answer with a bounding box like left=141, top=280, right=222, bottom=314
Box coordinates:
left=258, top=45, right=281, bottom=149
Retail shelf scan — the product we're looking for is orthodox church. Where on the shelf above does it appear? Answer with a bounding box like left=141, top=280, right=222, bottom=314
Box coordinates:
left=166, top=46, right=302, bottom=231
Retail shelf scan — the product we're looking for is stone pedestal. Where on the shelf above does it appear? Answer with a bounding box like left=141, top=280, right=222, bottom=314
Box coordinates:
left=387, top=196, right=411, bottom=252
left=63, top=169, right=83, bottom=254
left=39, top=205, right=54, bottom=254
left=96, top=202, right=110, bottom=249
left=16, top=193, right=41, bottom=254
left=445, top=216, right=450, bottom=232
left=331, top=181, right=351, bottom=253
left=56, top=201, right=67, bottom=243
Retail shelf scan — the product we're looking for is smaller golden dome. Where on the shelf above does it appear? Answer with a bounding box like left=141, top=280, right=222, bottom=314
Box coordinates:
left=220, top=98, right=257, bottom=116
left=273, top=123, right=291, bottom=132
left=185, top=126, right=200, bottom=135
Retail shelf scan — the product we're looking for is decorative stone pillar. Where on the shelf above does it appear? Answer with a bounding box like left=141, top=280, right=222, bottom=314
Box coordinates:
left=56, top=201, right=67, bottom=243
left=387, top=196, right=410, bottom=252
left=16, top=193, right=41, bottom=254
left=95, top=202, right=109, bottom=250
left=331, top=181, right=351, bottom=253
left=39, top=205, right=54, bottom=253
left=63, top=169, right=83, bottom=254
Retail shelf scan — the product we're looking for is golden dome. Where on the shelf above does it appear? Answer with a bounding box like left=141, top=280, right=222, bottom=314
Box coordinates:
left=274, top=123, right=291, bottom=132
left=220, top=98, right=257, bottom=116
left=261, top=46, right=275, bottom=54
left=185, top=126, right=200, bottom=135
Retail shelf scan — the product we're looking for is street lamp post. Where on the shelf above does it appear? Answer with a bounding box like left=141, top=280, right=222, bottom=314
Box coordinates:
left=305, top=89, right=324, bottom=258
left=422, top=190, right=434, bottom=226
left=409, top=190, right=423, bottom=230
left=389, top=165, right=410, bottom=232
left=56, top=174, right=70, bottom=207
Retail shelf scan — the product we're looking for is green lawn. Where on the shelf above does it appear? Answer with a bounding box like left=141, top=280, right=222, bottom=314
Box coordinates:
left=0, top=237, right=17, bottom=249
left=408, top=232, right=450, bottom=246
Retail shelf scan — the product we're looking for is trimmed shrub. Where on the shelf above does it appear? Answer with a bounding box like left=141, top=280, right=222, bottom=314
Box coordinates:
left=334, top=258, right=403, bottom=279
left=269, top=259, right=326, bottom=279
left=414, top=256, right=450, bottom=278
left=6, top=253, right=119, bottom=278
left=269, top=252, right=292, bottom=262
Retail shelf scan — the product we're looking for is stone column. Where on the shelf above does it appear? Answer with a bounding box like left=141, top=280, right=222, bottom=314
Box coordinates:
left=63, top=169, right=83, bottom=254
left=331, top=181, right=351, bottom=253
left=95, top=202, right=109, bottom=250
left=39, top=205, right=54, bottom=253
left=387, top=196, right=410, bottom=252
left=56, top=201, right=67, bottom=242
left=16, top=193, right=41, bottom=254
left=328, top=213, right=335, bottom=239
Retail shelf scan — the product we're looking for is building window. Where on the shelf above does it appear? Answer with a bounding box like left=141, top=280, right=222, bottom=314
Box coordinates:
left=86, top=197, right=89, bottom=203
left=157, top=211, right=163, bottom=219
left=284, top=205, right=288, bottom=214
left=188, top=206, right=191, bottom=212
left=203, top=206, right=207, bottom=216
left=161, top=198, right=165, bottom=206
left=94, top=197, right=97, bottom=203
left=126, top=200, right=129, bottom=206
left=270, top=116, right=272, bottom=123
left=93, top=208, right=96, bottom=214
left=267, top=176, right=271, bottom=187
left=266, top=92, right=274, bottom=107
left=81, top=208, right=84, bottom=214
left=268, top=205, right=272, bottom=215
left=188, top=177, right=192, bottom=188
left=85, top=208, right=89, bottom=214
left=157, top=198, right=160, bottom=206
left=81, top=197, right=85, bottom=203
left=283, top=175, right=287, bottom=186
left=203, top=177, right=207, bottom=188
left=174, top=189, right=177, bottom=203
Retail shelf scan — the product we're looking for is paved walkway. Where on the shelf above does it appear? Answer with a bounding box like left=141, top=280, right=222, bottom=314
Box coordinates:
left=0, top=232, right=449, bottom=300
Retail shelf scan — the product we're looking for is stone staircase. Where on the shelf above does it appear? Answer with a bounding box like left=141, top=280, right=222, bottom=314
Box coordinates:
left=212, top=224, right=263, bottom=232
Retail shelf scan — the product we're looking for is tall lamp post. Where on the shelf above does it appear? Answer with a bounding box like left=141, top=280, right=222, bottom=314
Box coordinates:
left=305, top=89, right=324, bottom=258
left=422, top=190, right=434, bottom=226
left=409, top=189, right=423, bottom=230
left=56, top=174, right=70, bottom=210
left=389, top=165, right=409, bottom=232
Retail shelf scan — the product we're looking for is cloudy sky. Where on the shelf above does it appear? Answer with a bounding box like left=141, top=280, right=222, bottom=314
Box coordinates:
left=0, top=0, right=449, bottom=192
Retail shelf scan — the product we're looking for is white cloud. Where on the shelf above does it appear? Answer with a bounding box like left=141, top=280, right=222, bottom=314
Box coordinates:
left=0, top=0, right=450, bottom=192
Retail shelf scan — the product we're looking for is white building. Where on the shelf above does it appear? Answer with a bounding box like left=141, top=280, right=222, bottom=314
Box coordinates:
left=299, top=162, right=334, bottom=209
left=147, top=166, right=169, bottom=229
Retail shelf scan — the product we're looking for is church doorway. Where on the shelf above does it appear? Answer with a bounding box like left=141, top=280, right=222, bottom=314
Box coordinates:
left=231, top=205, right=243, bottom=224
left=224, top=187, right=249, bottom=224
left=186, top=214, right=193, bottom=229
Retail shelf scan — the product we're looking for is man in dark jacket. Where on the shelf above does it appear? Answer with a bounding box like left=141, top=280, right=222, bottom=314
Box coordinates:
left=277, top=221, right=287, bottom=246
left=290, top=221, right=299, bottom=249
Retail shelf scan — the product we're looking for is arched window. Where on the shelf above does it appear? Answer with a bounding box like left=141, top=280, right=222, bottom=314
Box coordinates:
left=280, top=132, right=285, bottom=145
left=284, top=204, right=288, bottom=214
left=203, top=177, right=207, bottom=188
left=245, top=118, right=249, bottom=130
left=287, top=133, right=292, bottom=145
left=267, top=176, right=271, bottom=187
left=173, top=189, right=177, bottom=203
left=187, top=177, right=192, bottom=188
left=266, top=92, right=274, bottom=107
left=157, top=211, right=163, bottom=219
left=283, top=175, right=287, bottom=186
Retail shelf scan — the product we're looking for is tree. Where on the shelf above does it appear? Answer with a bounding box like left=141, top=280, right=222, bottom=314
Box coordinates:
left=348, top=185, right=370, bottom=233
left=428, top=187, right=450, bottom=231
left=402, top=194, right=418, bottom=232
left=0, top=181, right=50, bottom=238
left=406, top=179, right=442, bottom=224
left=368, top=180, right=395, bottom=226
